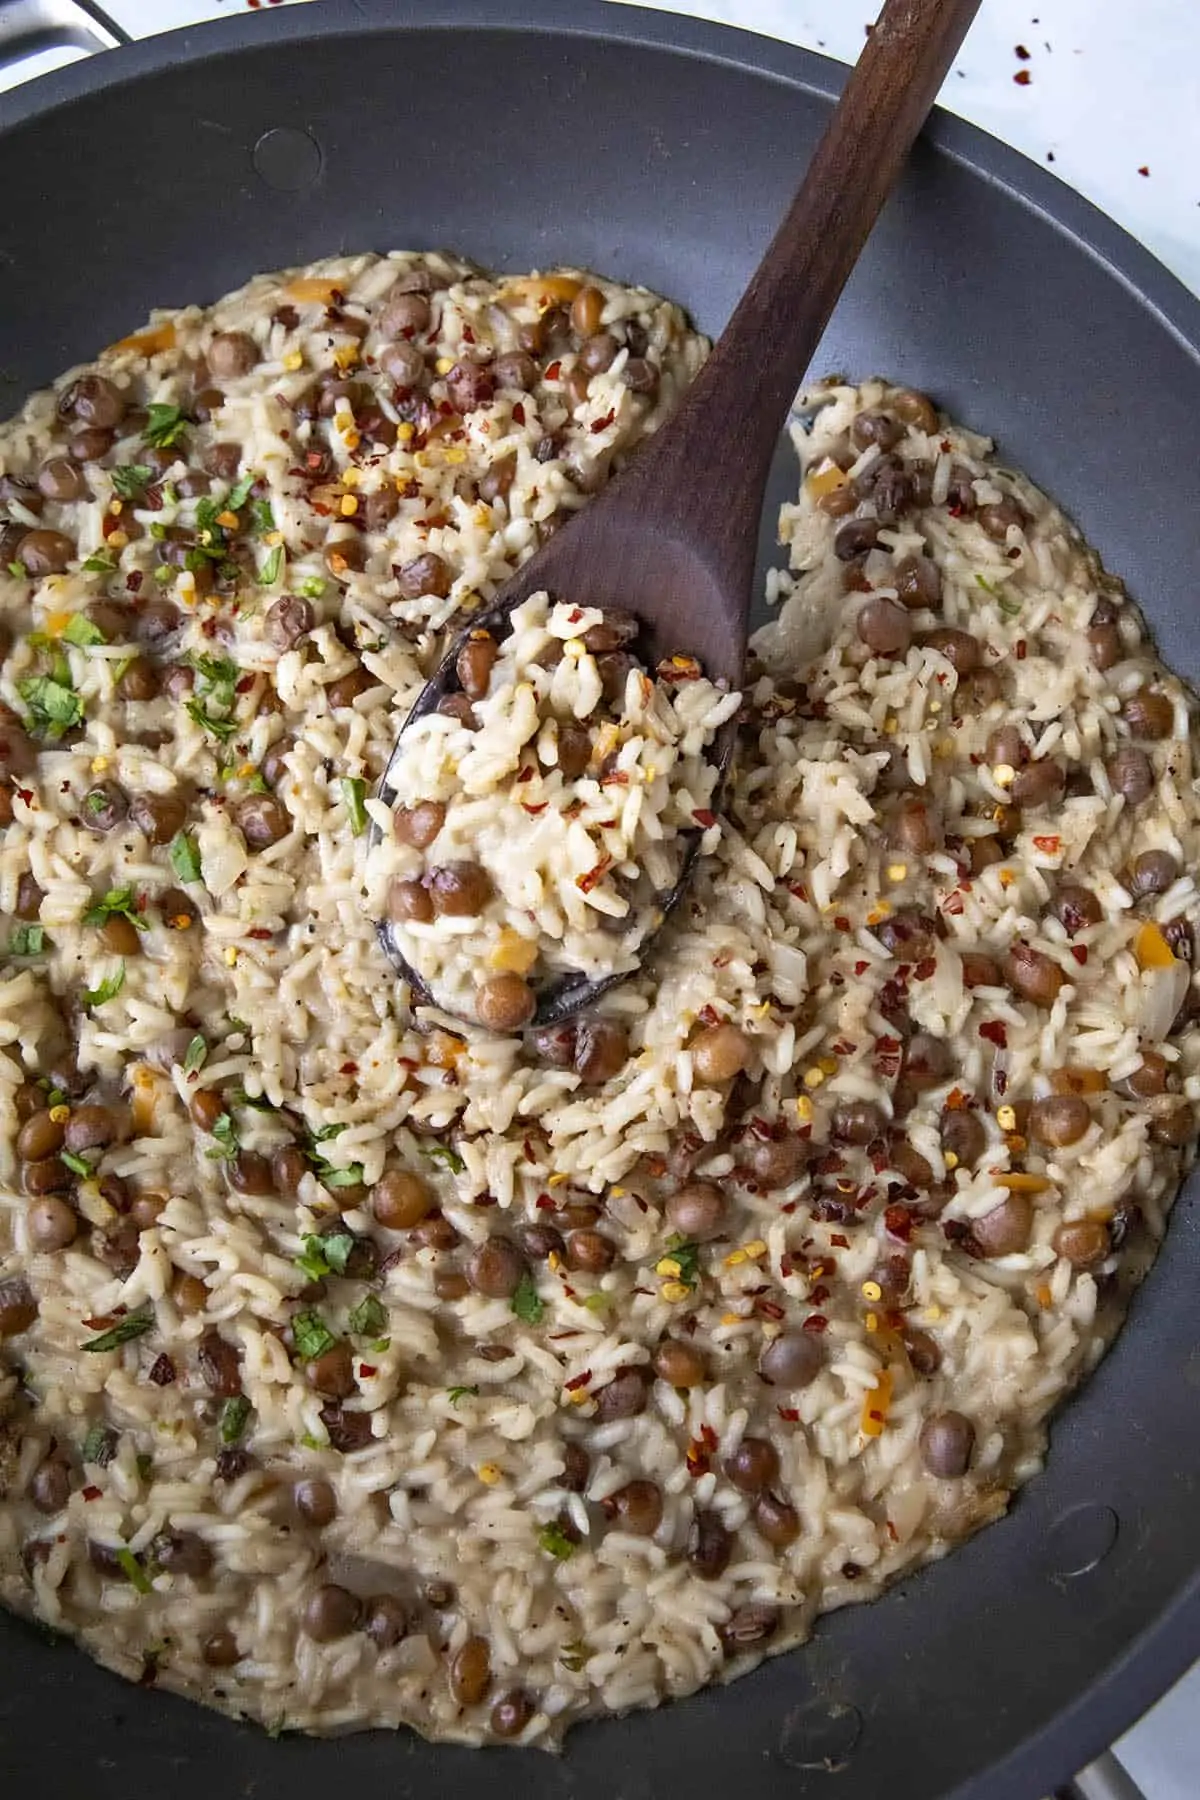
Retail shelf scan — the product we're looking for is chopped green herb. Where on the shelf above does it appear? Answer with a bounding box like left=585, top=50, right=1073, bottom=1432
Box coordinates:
left=662, top=1235, right=701, bottom=1289
left=292, top=1310, right=338, bottom=1361
left=82, top=962, right=126, bottom=1009
left=185, top=651, right=240, bottom=741
left=511, top=1270, right=545, bottom=1326
left=81, top=1301, right=154, bottom=1352
left=145, top=403, right=188, bottom=450
left=299, top=577, right=327, bottom=600
left=110, top=464, right=153, bottom=501
left=294, top=1231, right=356, bottom=1283
left=250, top=497, right=275, bottom=533
left=219, top=1395, right=251, bottom=1445
left=226, top=1085, right=275, bottom=1111
left=169, top=831, right=202, bottom=884
left=349, top=1295, right=388, bottom=1339
left=82, top=1423, right=118, bottom=1464
left=242, top=769, right=268, bottom=794
left=194, top=497, right=224, bottom=539
left=154, top=563, right=174, bottom=585
left=227, top=472, right=256, bottom=511
left=162, top=482, right=178, bottom=507
left=311, top=1122, right=347, bottom=1142
left=61, top=1151, right=94, bottom=1178
left=18, top=673, right=83, bottom=739
left=257, top=546, right=283, bottom=587
left=446, top=1385, right=478, bottom=1406
left=82, top=885, right=146, bottom=930
left=185, top=698, right=239, bottom=741
left=182, top=1034, right=208, bottom=1077
left=582, top=1292, right=610, bottom=1314
left=115, top=1546, right=153, bottom=1595
left=997, top=594, right=1023, bottom=619
left=368, top=1337, right=391, bottom=1354
left=82, top=551, right=118, bottom=574
left=341, top=776, right=368, bottom=836
left=318, top=1162, right=365, bottom=1189
left=62, top=612, right=106, bottom=647
left=420, top=1142, right=465, bottom=1175
left=537, top=1521, right=577, bottom=1561
left=8, top=560, right=27, bottom=579
left=558, top=1641, right=589, bottom=1673
left=226, top=1016, right=250, bottom=1037
left=149, top=522, right=167, bottom=542
left=8, top=924, right=45, bottom=957
left=205, top=1112, right=239, bottom=1161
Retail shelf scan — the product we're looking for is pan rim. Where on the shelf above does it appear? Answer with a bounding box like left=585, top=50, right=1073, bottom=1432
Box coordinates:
left=2, top=3, right=1199, bottom=1795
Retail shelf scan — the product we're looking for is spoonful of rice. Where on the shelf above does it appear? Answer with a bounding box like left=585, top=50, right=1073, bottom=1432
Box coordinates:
left=372, top=0, right=982, bottom=1029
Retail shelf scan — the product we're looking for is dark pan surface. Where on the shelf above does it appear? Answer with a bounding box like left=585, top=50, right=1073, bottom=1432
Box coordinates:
left=1, top=5, right=1198, bottom=1797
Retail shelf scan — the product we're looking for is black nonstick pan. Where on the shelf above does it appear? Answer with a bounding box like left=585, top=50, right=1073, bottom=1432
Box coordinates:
left=1, top=4, right=1198, bottom=1797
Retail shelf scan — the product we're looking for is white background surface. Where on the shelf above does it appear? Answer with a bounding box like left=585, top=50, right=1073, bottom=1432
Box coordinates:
left=2, top=1, right=1198, bottom=1794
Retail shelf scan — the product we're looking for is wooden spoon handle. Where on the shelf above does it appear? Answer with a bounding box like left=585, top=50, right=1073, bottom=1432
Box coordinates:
left=635, top=0, right=982, bottom=552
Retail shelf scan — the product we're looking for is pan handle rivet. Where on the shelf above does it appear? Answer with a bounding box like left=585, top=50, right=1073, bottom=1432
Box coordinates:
left=252, top=127, right=323, bottom=192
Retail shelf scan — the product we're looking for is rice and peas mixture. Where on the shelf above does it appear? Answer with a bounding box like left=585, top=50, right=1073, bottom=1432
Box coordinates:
left=0, top=250, right=1196, bottom=1747
left=370, top=591, right=738, bottom=1026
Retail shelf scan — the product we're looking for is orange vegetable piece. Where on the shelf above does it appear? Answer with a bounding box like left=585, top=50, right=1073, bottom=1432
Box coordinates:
left=997, top=1172, right=1052, bottom=1194
left=861, top=1367, right=894, bottom=1438
left=286, top=276, right=343, bottom=303
left=1135, top=922, right=1177, bottom=970
left=111, top=321, right=176, bottom=357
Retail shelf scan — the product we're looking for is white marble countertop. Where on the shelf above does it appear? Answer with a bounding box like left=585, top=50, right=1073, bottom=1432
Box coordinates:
left=2, top=2, right=1198, bottom=1793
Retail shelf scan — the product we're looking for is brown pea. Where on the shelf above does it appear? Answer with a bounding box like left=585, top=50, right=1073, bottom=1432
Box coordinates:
left=876, top=908, right=936, bottom=961
left=436, top=692, right=478, bottom=730
left=573, top=1017, right=629, bottom=1084
left=594, top=1366, right=651, bottom=1420
left=1149, top=1099, right=1193, bottom=1146
left=396, top=552, right=452, bottom=600
left=129, top=790, right=189, bottom=846
left=478, top=455, right=517, bottom=505
left=0, top=1276, right=37, bottom=1337
left=135, top=598, right=181, bottom=647
left=835, top=516, right=881, bottom=561
left=747, top=1133, right=809, bottom=1187
left=1011, top=759, right=1066, bottom=809
left=23, top=1157, right=71, bottom=1195
left=69, top=426, right=114, bottom=462
left=941, top=1108, right=986, bottom=1168
left=891, top=553, right=941, bottom=610
left=652, top=1339, right=707, bottom=1387
left=1130, top=850, right=1178, bottom=898
left=832, top=1099, right=887, bottom=1145
left=190, top=1089, right=226, bottom=1132
left=919, top=1411, right=975, bottom=1478
left=904, top=1033, right=950, bottom=1092
left=565, top=1229, right=614, bottom=1274
left=445, top=361, right=495, bottom=414
left=1088, top=622, right=1122, bottom=670
left=80, top=781, right=126, bottom=833
left=1053, top=1218, right=1111, bottom=1268
left=379, top=289, right=431, bottom=337
left=961, top=950, right=1003, bottom=989
left=37, top=457, right=86, bottom=501
left=207, top=331, right=258, bottom=378
left=379, top=340, right=425, bottom=387
left=754, top=1491, right=801, bottom=1548
left=570, top=285, right=605, bottom=338
left=889, top=795, right=940, bottom=855
left=891, top=388, right=939, bottom=434
left=60, top=374, right=125, bottom=429
left=978, top=498, right=1025, bottom=541
left=608, top=1479, right=663, bottom=1537
left=688, top=1509, right=733, bottom=1580
left=364, top=1594, right=408, bottom=1650
left=850, top=410, right=903, bottom=451
left=1118, top=1051, right=1169, bottom=1100
left=726, top=1437, right=779, bottom=1496
left=491, top=352, right=537, bottom=392
left=579, top=332, right=618, bottom=377
left=151, top=1529, right=213, bottom=1579
left=429, top=861, right=493, bottom=917
left=328, top=665, right=381, bottom=713
left=230, top=1150, right=275, bottom=1195
left=324, top=536, right=366, bottom=583
left=467, top=1237, right=527, bottom=1299
left=306, top=1340, right=355, bottom=1399
left=475, top=974, right=536, bottom=1034
left=456, top=633, right=498, bottom=700
left=17, top=1109, right=64, bottom=1162
left=691, top=1023, right=752, bottom=1084
left=973, top=1191, right=1033, bottom=1258
left=759, top=1331, right=823, bottom=1389
left=903, top=1326, right=942, bottom=1376
left=665, top=1180, right=726, bottom=1241
left=360, top=484, right=399, bottom=530
left=450, top=1635, right=492, bottom=1706
left=27, top=1194, right=78, bottom=1252
left=1029, top=1094, right=1090, bottom=1147
left=491, top=1689, right=534, bottom=1739
left=30, top=1457, right=71, bottom=1515
left=295, top=1477, right=337, bottom=1528
left=519, top=1223, right=565, bottom=1261
left=1005, top=944, right=1065, bottom=1008
left=1107, top=745, right=1155, bottom=806
left=233, top=793, right=291, bottom=850
left=265, top=594, right=314, bottom=652
left=303, top=1583, right=361, bottom=1642
left=116, top=657, right=159, bottom=702
left=395, top=800, right=446, bottom=849
left=389, top=878, right=433, bottom=923
left=372, top=1169, right=434, bottom=1230
left=856, top=596, right=911, bottom=658
left=1123, top=689, right=1174, bottom=740
left=890, top=1139, right=934, bottom=1189
left=64, top=1104, right=125, bottom=1154
left=924, top=628, right=981, bottom=675
left=173, top=1273, right=209, bottom=1315
left=201, top=1630, right=240, bottom=1668
left=1052, top=885, right=1102, bottom=936
left=197, top=1328, right=242, bottom=1397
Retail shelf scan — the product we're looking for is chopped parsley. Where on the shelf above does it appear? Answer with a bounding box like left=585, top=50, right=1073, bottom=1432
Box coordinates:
left=537, top=1521, right=577, bottom=1561
left=62, top=612, right=106, bottom=647
left=182, top=1034, right=208, bottom=1077
left=349, top=1295, right=388, bottom=1339
left=205, top=1112, right=239, bottom=1162
left=582, top=1292, right=610, bottom=1314
left=341, top=776, right=368, bottom=836
left=8, top=924, right=44, bottom=957
left=18, top=673, right=83, bottom=739
left=420, top=1142, right=465, bottom=1176
left=294, top=1231, right=356, bottom=1283
left=61, top=1151, right=94, bottom=1178
left=304, top=1124, right=364, bottom=1190
left=291, top=1310, right=338, bottom=1361
left=185, top=652, right=240, bottom=742
left=110, top=464, right=153, bottom=501
left=218, top=1395, right=251, bottom=1445
left=169, top=831, right=203, bottom=884
left=257, top=546, right=283, bottom=587
left=446, top=1385, right=478, bottom=1406
left=662, top=1235, right=701, bottom=1290
left=81, top=1302, right=154, bottom=1352
left=82, top=1423, right=118, bottom=1465
left=115, top=1546, right=153, bottom=1595
left=83, top=885, right=146, bottom=930
left=226, top=472, right=256, bottom=511
left=82, top=551, right=118, bottom=574
left=8, top=560, right=26, bottom=579
left=82, top=962, right=126, bottom=1009
left=145, top=403, right=189, bottom=450
left=299, top=577, right=326, bottom=600
left=511, top=1270, right=545, bottom=1326
left=250, top=497, right=275, bottom=534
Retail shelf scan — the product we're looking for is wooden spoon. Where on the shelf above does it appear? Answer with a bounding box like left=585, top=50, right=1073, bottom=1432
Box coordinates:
left=377, top=0, right=982, bottom=1022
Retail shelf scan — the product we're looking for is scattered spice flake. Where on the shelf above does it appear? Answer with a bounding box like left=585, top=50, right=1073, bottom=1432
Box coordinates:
left=1014, top=68, right=1032, bottom=85
left=830, top=1232, right=850, bottom=1249
left=833, top=915, right=851, bottom=932
left=884, top=1204, right=915, bottom=1242
left=1032, top=835, right=1061, bottom=854
left=979, top=1019, right=1008, bottom=1049
left=563, top=1370, right=592, bottom=1392
left=1138, top=166, right=1150, bottom=178
left=913, top=957, right=937, bottom=980
left=777, top=1406, right=801, bottom=1423
left=1015, top=42, right=1030, bottom=58
left=576, top=855, right=612, bottom=894
left=692, top=808, right=717, bottom=829
left=1071, top=944, right=1089, bottom=966
left=803, top=1314, right=828, bottom=1333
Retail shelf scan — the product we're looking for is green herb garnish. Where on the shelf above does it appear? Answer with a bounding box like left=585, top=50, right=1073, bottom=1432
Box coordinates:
left=446, top=1385, right=478, bottom=1406
left=205, top=1112, right=239, bottom=1161
left=341, top=776, right=368, bottom=836
left=185, top=651, right=240, bottom=741
left=145, top=403, right=188, bottom=450
left=62, top=612, right=106, bottom=647
left=115, top=1546, right=153, bottom=1595
left=81, top=1301, right=154, bottom=1352
left=111, top=464, right=153, bottom=501
left=82, top=962, right=126, bottom=1008
left=349, top=1296, right=387, bottom=1339
left=8, top=924, right=44, bottom=957
left=420, top=1142, right=465, bottom=1176
left=582, top=1292, right=610, bottom=1314
left=662, top=1235, right=701, bottom=1290
left=62, top=1151, right=94, bottom=1178
left=8, top=560, right=27, bottom=579
left=169, top=831, right=202, bottom=884
left=537, top=1522, right=577, bottom=1561
left=299, top=577, right=326, bottom=600
left=182, top=1034, right=208, bottom=1077
left=250, top=497, right=275, bottom=534
left=218, top=1395, right=251, bottom=1445
left=227, top=472, right=256, bottom=511
left=292, top=1310, right=337, bottom=1361
left=82, top=1423, right=117, bottom=1464
left=257, top=546, right=283, bottom=587
left=18, top=673, right=83, bottom=739
left=294, top=1231, right=356, bottom=1283
left=82, top=551, right=118, bottom=574
left=83, top=885, right=146, bottom=930
left=511, top=1271, right=545, bottom=1326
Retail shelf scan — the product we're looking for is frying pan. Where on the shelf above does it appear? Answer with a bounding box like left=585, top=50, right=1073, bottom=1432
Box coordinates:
left=1, top=3, right=1198, bottom=1797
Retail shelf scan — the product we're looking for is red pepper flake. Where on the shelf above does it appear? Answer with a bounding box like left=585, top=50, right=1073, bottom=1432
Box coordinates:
left=913, top=957, right=937, bottom=981
left=802, top=1314, right=828, bottom=1333
left=544, top=360, right=562, bottom=382
left=942, top=890, right=965, bottom=916
left=1015, top=639, right=1027, bottom=660
left=1138, top=165, right=1150, bottom=178
left=755, top=1298, right=785, bottom=1321
left=358, top=1364, right=377, bottom=1379
left=789, top=883, right=810, bottom=902
left=15, top=786, right=33, bottom=806
left=339, top=1061, right=358, bottom=1076
left=576, top=855, right=612, bottom=894
left=995, top=1068, right=1008, bottom=1097
left=686, top=1422, right=718, bottom=1476
left=831, top=1038, right=857, bottom=1056
left=830, top=1232, right=850, bottom=1249
left=777, top=1406, right=801, bottom=1423
left=247, top=927, right=273, bottom=941
left=834, top=915, right=851, bottom=932
left=512, top=401, right=526, bottom=425
left=692, top=808, right=717, bottom=829
left=853, top=960, right=870, bottom=977
left=1014, top=68, right=1032, bottom=84
left=147, top=1354, right=175, bottom=1387
left=944, top=1087, right=969, bottom=1111
left=589, top=410, right=616, bottom=434
left=522, top=801, right=549, bottom=815
left=810, top=1284, right=830, bottom=1306
left=1032, top=835, right=1060, bottom=854
left=884, top=1204, right=915, bottom=1242
left=979, top=1019, right=1008, bottom=1049
left=82, top=1485, right=102, bottom=1501
left=126, top=570, right=144, bottom=593
left=886, top=1519, right=900, bottom=1543
left=1015, top=42, right=1030, bottom=58
left=234, top=674, right=255, bottom=695
left=1071, top=944, right=1089, bottom=966
left=564, top=1370, right=592, bottom=1392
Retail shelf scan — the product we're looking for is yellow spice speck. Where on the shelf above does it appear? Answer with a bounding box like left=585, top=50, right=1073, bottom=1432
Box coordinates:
left=886, top=862, right=908, bottom=883
left=795, top=1096, right=814, bottom=1124
left=996, top=1104, right=1017, bottom=1131
left=435, top=356, right=454, bottom=375
left=819, top=1056, right=838, bottom=1076
left=992, top=762, right=1016, bottom=788
left=724, top=1248, right=748, bottom=1268
left=216, top=510, right=239, bottom=530
left=477, top=1462, right=502, bottom=1486
left=924, top=1305, right=943, bottom=1323
left=107, top=531, right=129, bottom=550
left=339, top=494, right=359, bottom=517
left=610, top=1186, right=626, bottom=1199
left=49, top=1105, right=70, bottom=1124
left=567, top=1387, right=591, bottom=1405
left=396, top=422, right=415, bottom=442
left=90, top=756, right=109, bottom=775
left=803, top=1066, right=826, bottom=1090
left=867, top=902, right=891, bottom=925
left=720, top=1312, right=743, bottom=1327
left=224, top=947, right=239, bottom=967
left=341, top=467, right=360, bottom=487
left=883, top=715, right=898, bottom=735
left=861, top=1280, right=882, bottom=1302
left=660, top=1281, right=690, bottom=1303
left=865, top=1312, right=879, bottom=1332
left=548, top=1251, right=563, bottom=1274
left=282, top=351, right=304, bottom=372
left=656, top=1257, right=682, bottom=1279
